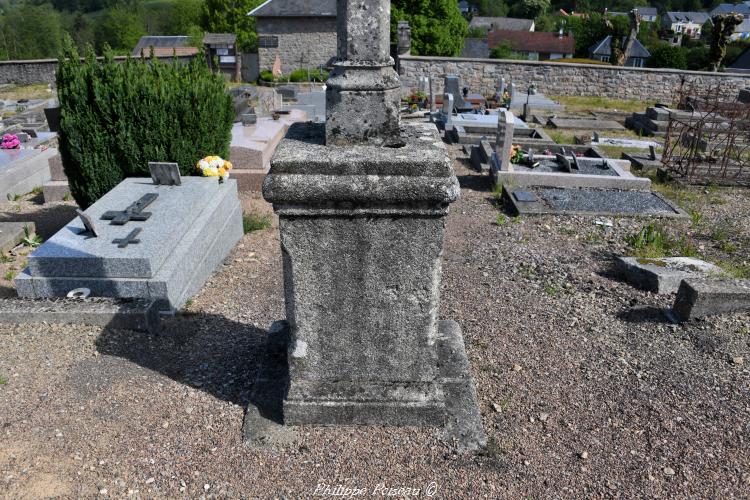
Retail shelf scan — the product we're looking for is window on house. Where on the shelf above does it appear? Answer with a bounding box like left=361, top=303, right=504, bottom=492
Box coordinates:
left=258, top=36, right=279, bottom=48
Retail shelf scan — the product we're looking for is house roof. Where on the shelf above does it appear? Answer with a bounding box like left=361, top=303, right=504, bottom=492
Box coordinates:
left=711, top=3, right=750, bottom=17
left=488, top=30, right=575, bottom=55
left=469, top=17, right=534, bottom=32
left=729, top=45, right=750, bottom=71
left=461, top=38, right=489, bottom=58
left=248, top=0, right=336, bottom=17
left=589, top=36, right=651, bottom=59
left=637, top=7, right=658, bottom=17
left=665, top=11, right=711, bottom=25
left=736, top=18, right=750, bottom=32
left=132, top=36, right=193, bottom=57
left=203, top=33, right=237, bottom=45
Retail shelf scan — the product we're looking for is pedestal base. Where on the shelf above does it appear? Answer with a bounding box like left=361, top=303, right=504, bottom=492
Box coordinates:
left=243, top=320, right=486, bottom=452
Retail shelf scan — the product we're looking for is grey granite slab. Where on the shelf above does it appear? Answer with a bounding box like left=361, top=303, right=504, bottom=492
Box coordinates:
left=28, top=177, right=226, bottom=279
left=17, top=180, right=243, bottom=311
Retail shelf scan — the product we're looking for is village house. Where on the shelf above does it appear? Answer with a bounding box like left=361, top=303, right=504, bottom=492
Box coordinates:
left=662, top=12, right=711, bottom=39
left=248, top=0, right=337, bottom=74
left=589, top=36, right=651, bottom=68
left=488, top=29, right=574, bottom=61
left=710, top=2, right=750, bottom=18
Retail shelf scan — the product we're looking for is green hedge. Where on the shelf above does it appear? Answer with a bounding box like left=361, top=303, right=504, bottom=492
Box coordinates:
left=56, top=38, right=234, bottom=208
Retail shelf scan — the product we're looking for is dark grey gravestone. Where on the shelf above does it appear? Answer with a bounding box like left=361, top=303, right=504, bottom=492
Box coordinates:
left=76, top=209, right=99, bottom=237
left=148, top=162, right=181, bottom=186
left=673, top=279, right=750, bottom=322
left=540, top=188, right=681, bottom=215
left=241, top=113, right=257, bottom=126
left=21, top=128, right=37, bottom=138
left=556, top=153, right=573, bottom=173
left=0, top=297, right=160, bottom=333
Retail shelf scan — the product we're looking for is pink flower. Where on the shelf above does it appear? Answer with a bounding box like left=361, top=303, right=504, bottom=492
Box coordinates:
left=1, top=134, right=20, bottom=149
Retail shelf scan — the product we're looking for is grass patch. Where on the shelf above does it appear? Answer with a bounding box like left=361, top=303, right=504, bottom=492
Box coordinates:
left=6, top=193, right=22, bottom=202
left=243, top=212, right=271, bottom=233
left=717, top=260, right=750, bottom=279
left=0, top=83, right=50, bottom=101
left=0, top=253, right=13, bottom=264
left=625, top=223, right=698, bottom=258
left=21, top=225, right=42, bottom=248
left=551, top=95, right=654, bottom=114
left=544, top=283, right=560, bottom=296
left=4, top=270, right=15, bottom=281
left=30, top=186, right=43, bottom=195
left=546, top=129, right=575, bottom=145
left=62, top=192, right=73, bottom=202
left=496, top=214, right=507, bottom=226
left=0, top=375, right=6, bottom=385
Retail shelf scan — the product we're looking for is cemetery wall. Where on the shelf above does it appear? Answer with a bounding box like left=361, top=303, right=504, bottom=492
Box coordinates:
left=256, top=18, right=337, bottom=74
left=399, top=56, right=750, bottom=102
left=0, top=55, right=197, bottom=86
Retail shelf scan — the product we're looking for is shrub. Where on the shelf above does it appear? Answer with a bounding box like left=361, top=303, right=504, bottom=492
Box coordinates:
left=56, top=36, right=233, bottom=208
left=259, top=69, right=274, bottom=81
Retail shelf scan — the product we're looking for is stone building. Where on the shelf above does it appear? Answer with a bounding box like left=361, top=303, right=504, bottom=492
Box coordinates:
left=249, top=0, right=337, bottom=74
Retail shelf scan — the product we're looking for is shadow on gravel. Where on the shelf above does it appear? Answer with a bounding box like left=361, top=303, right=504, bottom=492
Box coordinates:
left=94, top=313, right=270, bottom=408
left=457, top=174, right=492, bottom=192
left=617, top=305, right=670, bottom=324
left=0, top=204, right=78, bottom=240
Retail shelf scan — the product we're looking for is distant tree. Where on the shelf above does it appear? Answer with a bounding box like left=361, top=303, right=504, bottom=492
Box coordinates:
left=510, top=0, right=551, bottom=19
left=646, top=44, right=688, bottom=69
left=490, top=40, right=526, bottom=59
left=0, top=2, right=64, bottom=60
left=95, top=5, right=145, bottom=53
left=202, top=0, right=263, bottom=52
left=63, top=11, right=96, bottom=51
left=392, top=0, right=468, bottom=57
left=475, top=0, right=509, bottom=17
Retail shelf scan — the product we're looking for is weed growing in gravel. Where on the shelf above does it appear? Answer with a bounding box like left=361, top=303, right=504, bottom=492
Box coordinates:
left=63, top=193, right=73, bottom=202
left=0, top=375, right=6, bottom=385
left=717, top=260, right=750, bottom=279
left=243, top=212, right=271, bottom=233
left=497, top=393, right=513, bottom=412
left=21, top=225, right=42, bottom=248
left=719, top=241, right=738, bottom=254
left=30, top=186, right=43, bottom=195
left=492, top=183, right=504, bottom=201
left=0, top=254, right=12, bottom=264
left=690, top=210, right=703, bottom=229
left=544, top=283, right=560, bottom=296
left=496, top=214, right=507, bottom=226
left=626, top=224, right=698, bottom=258
left=4, top=270, right=15, bottom=281
left=6, top=193, right=21, bottom=202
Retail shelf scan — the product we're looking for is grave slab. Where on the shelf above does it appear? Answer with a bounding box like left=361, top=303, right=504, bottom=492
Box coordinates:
left=673, top=279, right=750, bottom=321
left=0, top=222, right=35, bottom=253
left=616, top=256, right=725, bottom=294
left=0, top=148, right=54, bottom=200
left=504, top=186, right=687, bottom=218
left=548, top=118, right=625, bottom=131
left=0, top=297, right=159, bottom=333
left=17, top=177, right=243, bottom=310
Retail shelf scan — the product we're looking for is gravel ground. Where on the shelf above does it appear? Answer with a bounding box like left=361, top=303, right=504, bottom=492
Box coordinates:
left=1, top=152, right=749, bottom=498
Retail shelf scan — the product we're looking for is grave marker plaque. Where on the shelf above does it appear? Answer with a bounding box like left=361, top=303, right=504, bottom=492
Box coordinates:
left=149, top=162, right=181, bottom=186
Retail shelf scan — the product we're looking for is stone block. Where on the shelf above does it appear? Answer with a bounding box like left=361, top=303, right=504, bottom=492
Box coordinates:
left=48, top=152, right=67, bottom=181
left=0, top=222, right=35, bottom=254
left=0, top=297, right=159, bottom=333
left=673, top=279, right=750, bottom=321
left=42, top=180, right=70, bottom=203
left=616, top=256, right=725, bottom=294
left=0, top=148, right=54, bottom=200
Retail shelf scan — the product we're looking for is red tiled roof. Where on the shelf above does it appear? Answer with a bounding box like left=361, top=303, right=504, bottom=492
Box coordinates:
left=488, top=30, right=575, bottom=54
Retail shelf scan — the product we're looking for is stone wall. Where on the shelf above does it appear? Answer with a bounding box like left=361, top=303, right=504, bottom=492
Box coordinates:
left=399, top=55, right=750, bottom=102
left=257, top=17, right=337, bottom=74
left=0, top=55, right=197, bottom=86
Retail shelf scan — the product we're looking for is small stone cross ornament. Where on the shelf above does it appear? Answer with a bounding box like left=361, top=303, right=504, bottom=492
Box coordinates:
left=113, top=228, right=142, bottom=249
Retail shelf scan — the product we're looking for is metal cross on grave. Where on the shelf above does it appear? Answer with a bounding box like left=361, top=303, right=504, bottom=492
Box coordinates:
left=101, top=193, right=158, bottom=225
left=113, top=228, right=142, bottom=248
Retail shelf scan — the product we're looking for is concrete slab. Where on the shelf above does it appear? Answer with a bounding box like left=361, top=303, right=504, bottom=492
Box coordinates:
left=548, top=118, right=625, bottom=131
left=0, top=147, right=54, bottom=200
left=615, top=256, right=726, bottom=294
left=673, top=279, right=750, bottom=321
left=504, top=186, right=687, bottom=218
left=42, top=180, right=70, bottom=202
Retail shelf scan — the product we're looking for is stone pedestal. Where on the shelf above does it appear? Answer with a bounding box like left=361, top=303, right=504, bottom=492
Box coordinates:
left=261, top=122, right=463, bottom=426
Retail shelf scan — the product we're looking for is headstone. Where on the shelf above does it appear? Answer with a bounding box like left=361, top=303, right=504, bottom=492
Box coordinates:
left=397, top=20, right=411, bottom=56
left=493, top=110, right=514, bottom=172
left=593, top=131, right=600, bottom=143
left=76, top=209, right=98, bottom=237
left=253, top=0, right=484, bottom=452
left=444, top=75, right=469, bottom=112
left=557, top=153, right=573, bottom=173
left=429, top=77, right=436, bottom=112
left=649, top=145, right=657, bottom=161
left=16, top=177, right=244, bottom=311
left=496, top=78, right=506, bottom=101
left=442, top=93, right=454, bottom=129
left=21, top=128, right=37, bottom=138
left=241, top=113, right=258, bottom=126
left=508, top=82, right=515, bottom=103
left=148, top=162, right=181, bottom=186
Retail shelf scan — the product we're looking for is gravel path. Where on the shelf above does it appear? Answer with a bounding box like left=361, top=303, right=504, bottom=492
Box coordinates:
left=0, top=154, right=748, bottom=498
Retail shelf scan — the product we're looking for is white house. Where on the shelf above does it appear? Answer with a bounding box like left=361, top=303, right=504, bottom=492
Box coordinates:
left=662, top=12, right=711, bottom=38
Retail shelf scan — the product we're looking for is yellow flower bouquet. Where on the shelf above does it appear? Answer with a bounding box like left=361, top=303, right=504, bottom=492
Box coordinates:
left=196, top=156, right=233, bottom=183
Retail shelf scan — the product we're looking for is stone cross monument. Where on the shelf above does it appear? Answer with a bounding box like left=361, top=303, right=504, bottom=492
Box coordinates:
left=252, top=0, right=485, bottom=452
